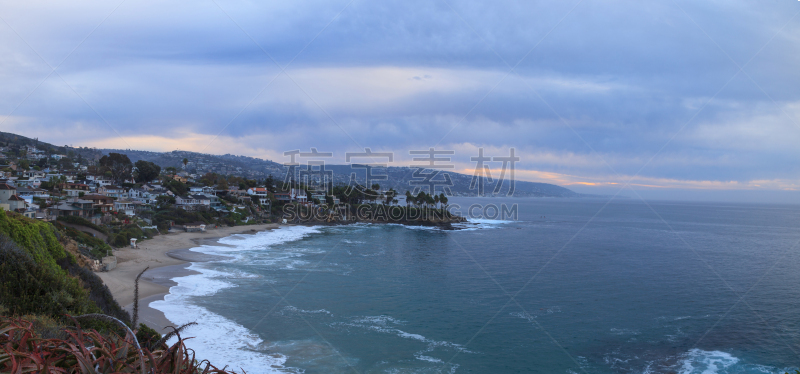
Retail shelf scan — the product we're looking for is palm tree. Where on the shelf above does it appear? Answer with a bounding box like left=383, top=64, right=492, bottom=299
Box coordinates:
left=434, top=194, right=440, bottom=208
left=405, top=191, right=413, bottom=207
left=416, top=191, right=427, bottom=208
left=439, top=193, right=448, bottom=210
left=182, top=158, right=188, bottom=169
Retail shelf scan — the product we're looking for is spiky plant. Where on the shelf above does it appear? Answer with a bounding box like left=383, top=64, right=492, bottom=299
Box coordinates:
left=75, top=313, right=146, bottom=374
left=132, top=266, right=149, bottom=328
left=0, top=316, right=240, bottom=373
left=152, top=322, right=197, bottom=350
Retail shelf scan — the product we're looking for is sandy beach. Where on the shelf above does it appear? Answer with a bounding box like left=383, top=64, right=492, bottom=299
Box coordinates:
left=96, top=223, right=281, bottom=333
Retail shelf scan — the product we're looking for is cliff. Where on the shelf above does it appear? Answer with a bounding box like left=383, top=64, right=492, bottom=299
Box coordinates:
left=0, top=209, right=128, bottom=322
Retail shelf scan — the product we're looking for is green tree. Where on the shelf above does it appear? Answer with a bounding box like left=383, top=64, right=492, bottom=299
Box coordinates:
left=133, top=160, right=161, bottom=183
left=182, top=158, right=188, bottom=168
left=164, top=179, right=188, bottom=196
left=57, top=157, right=73, bottom=170
left=98, top=153, right=132, bottom=184
left=384, top=189, right=397, bottom=206
left=416, top=191, right=427, bottom=208
left=36, top=157, right=48, bottom=168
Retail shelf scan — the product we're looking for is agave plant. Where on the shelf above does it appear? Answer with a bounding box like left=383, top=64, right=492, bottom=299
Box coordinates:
left=0, top=315, right=240, bottom=373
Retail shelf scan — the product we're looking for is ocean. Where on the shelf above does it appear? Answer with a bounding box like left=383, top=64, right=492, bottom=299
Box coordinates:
left=150, top=197, right=800, bottom=373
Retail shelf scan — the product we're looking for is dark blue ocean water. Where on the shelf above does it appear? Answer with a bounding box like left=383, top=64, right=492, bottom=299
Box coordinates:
left=152, top=198, right=800, bottom=373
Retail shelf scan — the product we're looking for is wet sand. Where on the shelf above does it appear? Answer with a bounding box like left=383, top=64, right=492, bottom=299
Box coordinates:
left=96, top=224, right=280, bottom=333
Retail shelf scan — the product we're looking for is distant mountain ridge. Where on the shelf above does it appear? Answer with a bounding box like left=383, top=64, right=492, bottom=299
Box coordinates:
left=0, top=131, right=580, bottom=197
left=104, top=149, right=580, bottom=197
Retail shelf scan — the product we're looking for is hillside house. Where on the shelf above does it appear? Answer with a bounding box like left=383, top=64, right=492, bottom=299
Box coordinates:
left=176, top=194, right=211, bottom=210
left=0, top=183, right=26, bottom=212
left=273, top=188, right=306, bottom=203
left=114, top=199, right=141, bottom=216
left=63, top=183, right=91, bottom=197
left=50, top=199, right=94, bottom=218
left=190, top=186, right=217, bottom=196
left=82, top=194, right=115, bottom=213
left=22, top=170, right=46, bottom=179
left=14, top=178, right=41, bottom=188
left=98, top=185, right=126, bottom=198
left=16, top=187, right=50, bottom=199
left=128, top=188, right=155, bottom=204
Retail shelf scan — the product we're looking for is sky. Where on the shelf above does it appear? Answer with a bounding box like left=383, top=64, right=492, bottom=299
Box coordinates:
left=1, top=0, right=799, bottom=202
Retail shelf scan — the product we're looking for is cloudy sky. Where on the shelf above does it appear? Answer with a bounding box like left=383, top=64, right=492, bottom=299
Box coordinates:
left=1, top=0, right=799, bottom=201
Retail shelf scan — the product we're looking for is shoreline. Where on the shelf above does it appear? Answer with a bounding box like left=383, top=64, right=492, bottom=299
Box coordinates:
left=96, top=219, right=483, bottom=333
left=96, top=223, right=281, bottom=333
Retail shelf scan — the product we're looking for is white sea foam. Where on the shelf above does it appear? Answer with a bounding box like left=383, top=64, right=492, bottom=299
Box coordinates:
left=663, top=349, right=796, bottom=374
left=452, top=217, right=515, bottom=231
left=281, top=306, right=334, bottom=316
left=393, top=224, right=441, bottom=231
left=510, top=306, right=562, bottom=325
left=609, top=328, right=640, bottom=336
left=332, top=315, right=474, bottom=365
left=149, top=263, right=287, bottom=373
left=150, top=226, right=322, bottom=374
left=675, top=349, right=739, bottom=374
left=466, top=218, right=514, bottom=225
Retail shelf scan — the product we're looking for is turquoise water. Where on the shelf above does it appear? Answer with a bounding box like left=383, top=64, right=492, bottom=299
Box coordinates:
left=151, top=198, right=800, bottom=373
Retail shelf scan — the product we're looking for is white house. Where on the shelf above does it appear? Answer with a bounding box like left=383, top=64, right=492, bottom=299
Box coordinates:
left=114, top=199, right=140, bottom=216
left=190, top=186, right=217, bottom=196
left=98, top=185, right=126, bottom=198
left=0, top=183, right=26, bottom=212
left=176, top=194, right=211, bottom=210
left=16, top=187, right=50, bottom=199
left=127, top=188, right=154, bottom=204
left=14, top=178, right=41, bottom=188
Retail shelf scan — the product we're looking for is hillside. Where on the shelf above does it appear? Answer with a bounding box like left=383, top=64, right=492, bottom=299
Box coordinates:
left=0, top=209, right=128, bottom=322
left=0, top=131, right=580, bottom=197
left=106, top=149, right=580, bottom=197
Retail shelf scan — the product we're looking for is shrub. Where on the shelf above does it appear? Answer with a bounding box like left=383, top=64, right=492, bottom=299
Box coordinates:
left=109, top=224, right=146, bottom=248
left=135, top=323, right=161, bottom=349
left=56, top=215, right=109, bottom=235
left=54, top=222, right=112, bottom=259
left=0, top=211, right=128, bottom=325
left=0, top=233, right=95, bottom=317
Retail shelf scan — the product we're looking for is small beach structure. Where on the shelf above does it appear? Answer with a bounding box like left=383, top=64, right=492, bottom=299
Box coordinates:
left=101, top=255, right=117, bottom=271
left=184, top=222, right=206, bottom=232
left=130, top=238, right=137, bottom=248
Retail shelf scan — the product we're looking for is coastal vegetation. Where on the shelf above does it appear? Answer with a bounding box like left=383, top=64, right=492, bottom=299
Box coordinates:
left=0, top=315, right=238, bottom=373
left=0, top=209, right=238, bottom=373
left=0, top=210, right=129, bottom=324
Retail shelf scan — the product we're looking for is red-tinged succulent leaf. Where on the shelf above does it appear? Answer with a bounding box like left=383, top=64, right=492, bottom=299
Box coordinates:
left=1, top=316, right=243, bottom=374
